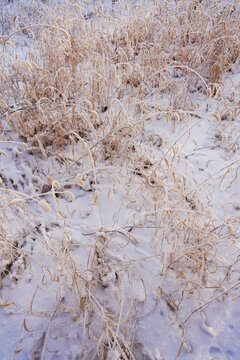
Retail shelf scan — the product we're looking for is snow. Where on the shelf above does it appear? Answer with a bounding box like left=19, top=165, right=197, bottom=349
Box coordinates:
left=0, top=0, right=240, bottom=359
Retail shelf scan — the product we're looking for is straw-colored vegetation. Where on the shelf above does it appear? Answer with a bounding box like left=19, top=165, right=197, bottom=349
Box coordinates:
left=0, top=0, right=240, bottom=359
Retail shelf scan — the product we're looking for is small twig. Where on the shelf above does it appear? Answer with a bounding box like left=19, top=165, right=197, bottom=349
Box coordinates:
left=183, top=281, right=240, bottom=325
left=81, top=228, right=138, bottom=245
left=40, top=306, right=59, bottom=360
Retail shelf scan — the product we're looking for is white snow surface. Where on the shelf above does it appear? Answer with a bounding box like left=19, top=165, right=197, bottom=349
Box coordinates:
left=0, top=1, right=240, bottom=360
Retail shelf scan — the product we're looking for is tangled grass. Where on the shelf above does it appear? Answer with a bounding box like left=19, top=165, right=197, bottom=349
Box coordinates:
left=0, top=0, right=240, bottom=359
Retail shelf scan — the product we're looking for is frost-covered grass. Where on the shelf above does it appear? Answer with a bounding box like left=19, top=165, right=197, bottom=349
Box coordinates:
left=0, top=1, right=240, bottom=359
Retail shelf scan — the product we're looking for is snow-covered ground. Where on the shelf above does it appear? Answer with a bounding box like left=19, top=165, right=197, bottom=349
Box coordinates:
left=0, top=1, right=240, bottom=359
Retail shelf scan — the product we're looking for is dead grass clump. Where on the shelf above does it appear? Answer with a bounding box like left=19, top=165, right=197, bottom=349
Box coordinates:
left=22, top=216, right=137, bottom=360
left=0, top=4, right=113, bottom=149
left=1, top=0, right=239, bottom=150
left=111, top=1, right=240, bottom=100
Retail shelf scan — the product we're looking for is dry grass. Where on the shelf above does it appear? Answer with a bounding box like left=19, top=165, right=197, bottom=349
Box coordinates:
left=0, top=0, right=240, bottom=359
left=1, top=0, right=239, bottom=149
